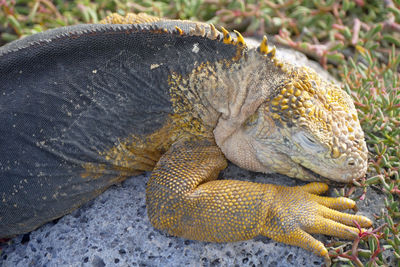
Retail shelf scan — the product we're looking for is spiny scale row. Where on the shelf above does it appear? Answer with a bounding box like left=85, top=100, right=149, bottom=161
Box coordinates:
left=174, top=23, right=278, bottom=60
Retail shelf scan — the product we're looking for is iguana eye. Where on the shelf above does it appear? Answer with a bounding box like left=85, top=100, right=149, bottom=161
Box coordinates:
left=306, top=136, right=315, bottom=144
left=302, top=135, right=318, bottom=148
left=293, top=132, right=320, bottom=151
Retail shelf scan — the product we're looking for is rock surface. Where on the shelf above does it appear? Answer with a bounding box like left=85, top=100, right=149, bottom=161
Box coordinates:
left=0, top=163, right=382, bottom=267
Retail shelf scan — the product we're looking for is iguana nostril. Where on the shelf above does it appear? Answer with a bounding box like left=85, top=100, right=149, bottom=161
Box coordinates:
left=347, top=159, right=355, bottom=166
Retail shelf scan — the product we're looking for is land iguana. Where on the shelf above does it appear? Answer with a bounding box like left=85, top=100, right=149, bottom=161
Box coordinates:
left=0, top=13, right=372, bottom=264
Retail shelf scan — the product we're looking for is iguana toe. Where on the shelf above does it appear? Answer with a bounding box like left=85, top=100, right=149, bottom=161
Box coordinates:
left=310, top=195, right=356, bottom=210
left=318, top=205, right=372, bottom=228
left=262, top=227, right=330, bottom=262
left=299, top=182, right=329, bottom=194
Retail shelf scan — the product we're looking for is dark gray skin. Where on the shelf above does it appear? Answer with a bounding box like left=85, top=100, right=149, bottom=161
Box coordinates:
left=0, top=22, right=236, bottom=237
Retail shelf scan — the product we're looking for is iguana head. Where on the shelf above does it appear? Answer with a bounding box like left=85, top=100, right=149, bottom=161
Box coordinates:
left=212, top=35, right=368, bottom=183
left=242, top=64, right=368, bottom=182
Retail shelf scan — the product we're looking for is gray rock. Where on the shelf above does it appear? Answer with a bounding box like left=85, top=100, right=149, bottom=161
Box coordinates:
left=0, top=163, right=384, bottom=267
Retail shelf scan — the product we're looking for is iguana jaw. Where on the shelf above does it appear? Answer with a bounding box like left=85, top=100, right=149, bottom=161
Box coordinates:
left=298, top=165, right=330, bottom=182
left=289, top=152, right=367, bottom=183
left=248, top=131, right=367, bottom=183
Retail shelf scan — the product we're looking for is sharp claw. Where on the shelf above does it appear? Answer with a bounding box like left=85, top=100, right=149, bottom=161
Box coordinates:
left=344, top=227, right=359, bottom=238
left=324, top=255, right=332, bottom=267
left=360, top=216, right=373, bottom=228
left=364, top=217, right=373, bottom=227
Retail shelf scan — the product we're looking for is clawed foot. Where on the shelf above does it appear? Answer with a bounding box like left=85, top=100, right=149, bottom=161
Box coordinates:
left=262, top=182, right=372, bottom=266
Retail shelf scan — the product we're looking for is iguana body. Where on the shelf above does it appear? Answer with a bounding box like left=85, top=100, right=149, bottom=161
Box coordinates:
left=0, top=13, right=371, bottom=263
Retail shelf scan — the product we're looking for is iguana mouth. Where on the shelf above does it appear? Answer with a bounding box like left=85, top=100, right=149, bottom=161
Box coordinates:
left=300, top=164, right=331, bottom=183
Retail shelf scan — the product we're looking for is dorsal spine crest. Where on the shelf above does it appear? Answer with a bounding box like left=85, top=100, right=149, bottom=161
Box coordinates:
left=220, top=26, right=233, bottom=44
left=233, top=30, right=245, bottom=46
left=175, top=26, right=183, bottom=35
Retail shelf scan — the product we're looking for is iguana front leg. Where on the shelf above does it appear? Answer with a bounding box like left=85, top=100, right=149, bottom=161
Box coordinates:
left=146, top=138, right=372, bottom=263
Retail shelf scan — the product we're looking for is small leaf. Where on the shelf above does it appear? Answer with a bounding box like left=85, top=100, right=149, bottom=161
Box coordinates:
left=364, top=23, right=382, bottom=40
left=383, top=34, right=400, bottom=46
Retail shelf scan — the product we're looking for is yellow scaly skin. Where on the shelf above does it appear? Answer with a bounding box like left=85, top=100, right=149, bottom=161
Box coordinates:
left=100, top=14, right=372, bottom=264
